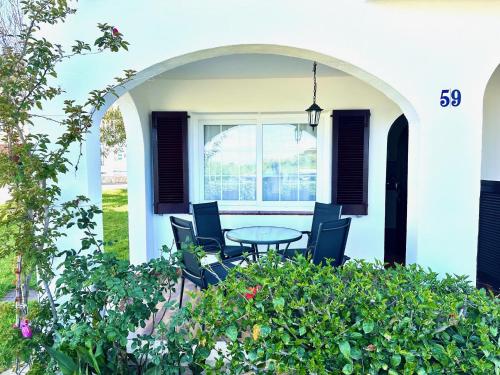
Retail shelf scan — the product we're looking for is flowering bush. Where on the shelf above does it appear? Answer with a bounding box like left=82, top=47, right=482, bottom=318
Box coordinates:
left=43, top=206, right=200, bottom=374
left=0, top=301, right=50, bottom=373
left=191, top=253, right=499, bottom=374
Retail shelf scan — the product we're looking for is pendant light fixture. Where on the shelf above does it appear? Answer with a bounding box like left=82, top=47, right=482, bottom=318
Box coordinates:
left=305, top=61, right=323, bottom=131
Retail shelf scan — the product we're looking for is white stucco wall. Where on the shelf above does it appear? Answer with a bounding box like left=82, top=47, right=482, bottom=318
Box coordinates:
left=36, top=0, right=500, bottom=281
left=124, top=76, right=401, bottom=263
left=482, top=65, right=500, bottom=181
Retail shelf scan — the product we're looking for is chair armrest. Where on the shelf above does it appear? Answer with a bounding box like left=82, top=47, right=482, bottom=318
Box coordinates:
left=222, top=229, right=233, bottom=243
left=342, top=255, right=351, bottom=265
left=301, top=230, right=311, bottom=241
left=183, top=268, right=203, bottom=281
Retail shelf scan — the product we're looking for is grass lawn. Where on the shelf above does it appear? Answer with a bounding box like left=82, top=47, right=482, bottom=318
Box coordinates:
left=0, top=256, right=14, bottom=300
left=102, top=188, right=130, bottom=261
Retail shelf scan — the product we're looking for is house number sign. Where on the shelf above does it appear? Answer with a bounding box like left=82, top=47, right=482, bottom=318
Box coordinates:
left=440, top=89, right=461, bottom=107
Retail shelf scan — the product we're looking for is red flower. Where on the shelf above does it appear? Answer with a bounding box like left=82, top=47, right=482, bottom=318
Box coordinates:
left=244, top=285, right=262, bottom=300
left=112, top=27, right=119, bottom=36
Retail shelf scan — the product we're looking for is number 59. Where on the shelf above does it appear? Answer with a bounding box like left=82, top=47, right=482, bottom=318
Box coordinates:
left=440, top=89, right=461, bottom=107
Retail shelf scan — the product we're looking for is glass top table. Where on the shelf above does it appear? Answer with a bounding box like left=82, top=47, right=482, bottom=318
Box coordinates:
left=226, top=226, right=303, bottom=246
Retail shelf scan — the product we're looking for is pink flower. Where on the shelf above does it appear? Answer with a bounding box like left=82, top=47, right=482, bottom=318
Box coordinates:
left=20, top=319, right=32, bottom=339
left=12, top=323, right=18, bottom=329
left=112, top=27, right=119, bottom=36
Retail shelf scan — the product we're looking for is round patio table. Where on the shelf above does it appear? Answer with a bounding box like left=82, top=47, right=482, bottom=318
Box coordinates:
left=226, top=226, right=303, bottom=258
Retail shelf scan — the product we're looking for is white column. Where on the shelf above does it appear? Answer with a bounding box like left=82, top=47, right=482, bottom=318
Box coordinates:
left=119, top=93, right=155, bottom=264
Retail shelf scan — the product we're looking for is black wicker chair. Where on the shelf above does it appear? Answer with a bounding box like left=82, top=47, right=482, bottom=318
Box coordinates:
left=170, top=216, right=240, bottom=308
left=311, top=218, right=352, bottom=266
left=280, top=202, right=343, bottom=259
left=192, top=201, right=254, bottom=260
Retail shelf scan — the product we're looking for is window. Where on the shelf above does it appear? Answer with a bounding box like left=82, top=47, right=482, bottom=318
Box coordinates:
left=204, top=125, right=257, bottom=201
left=263, top=124, right=317, bottom=201
left=201, top=117, right=318, bottom=208
left=153, top=111, right=369, bottom=215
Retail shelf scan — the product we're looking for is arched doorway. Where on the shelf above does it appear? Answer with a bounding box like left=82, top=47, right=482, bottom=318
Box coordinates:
left=479, top=64, right=500, bottom=291
left=384, top=115, right=408, bottom=265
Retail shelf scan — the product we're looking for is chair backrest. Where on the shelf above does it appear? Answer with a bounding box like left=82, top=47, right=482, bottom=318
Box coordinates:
left=192, top=201, right=225, bottom=251
left=312, top=218, right=351, bottom=267
left=309, top=202, right=342, bottom=247
left=170, top=216, right=202, bottom=277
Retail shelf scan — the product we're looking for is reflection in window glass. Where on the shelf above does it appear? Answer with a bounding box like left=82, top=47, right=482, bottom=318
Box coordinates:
left=263, top=124, right=317, bottom=201
left=204, top=125, right=257, bottom=201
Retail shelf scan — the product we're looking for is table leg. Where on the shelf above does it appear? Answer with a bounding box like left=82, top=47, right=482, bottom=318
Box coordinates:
left=252, top=244, right=258, bottom=261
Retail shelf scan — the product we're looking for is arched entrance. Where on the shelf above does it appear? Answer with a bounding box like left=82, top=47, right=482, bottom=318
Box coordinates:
left=478, top=64, right=500, bottom=291
left=384, top=115, right=409, bottom=266
left=89, top=45, right=419, bottom=264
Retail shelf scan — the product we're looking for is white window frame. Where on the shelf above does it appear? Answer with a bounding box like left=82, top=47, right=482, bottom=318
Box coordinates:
left=188, top=112, right=331, bottom=212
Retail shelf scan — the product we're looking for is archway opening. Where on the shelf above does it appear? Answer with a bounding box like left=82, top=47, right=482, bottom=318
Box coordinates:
left=92, top=45, right=419, bottom=264
left=99, top=105, right=129, bottom=261
left=478, top=64, right=500, bottom=292
left=384, top=115, right=408, bottom=266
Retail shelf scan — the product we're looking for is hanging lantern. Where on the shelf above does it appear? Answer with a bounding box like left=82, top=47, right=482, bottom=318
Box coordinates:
left=305, top=61, right=323, bottom=130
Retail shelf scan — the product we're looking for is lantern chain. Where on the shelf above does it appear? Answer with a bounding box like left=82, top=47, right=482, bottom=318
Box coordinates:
left=313, top=61, right=317, bottom=104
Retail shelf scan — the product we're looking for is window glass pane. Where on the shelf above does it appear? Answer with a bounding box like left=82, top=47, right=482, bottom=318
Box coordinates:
left=263, top=123, right=317, bottom=201
left=240, top=176, right=257, bottom=200
left=262, top=176, right=279, bottom=201
left=204, top=124, right=256, bottom=201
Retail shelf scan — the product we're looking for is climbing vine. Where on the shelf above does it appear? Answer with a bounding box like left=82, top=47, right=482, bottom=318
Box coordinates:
left=0, top=0, right=133, bottom=340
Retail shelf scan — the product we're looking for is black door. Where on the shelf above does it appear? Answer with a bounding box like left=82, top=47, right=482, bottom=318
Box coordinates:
left=384, top=115, right=409, bottom=265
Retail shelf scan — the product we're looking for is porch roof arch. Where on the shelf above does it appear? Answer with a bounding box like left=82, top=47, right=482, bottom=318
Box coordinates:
left=95, top=44, right=419, bottom=126
left=90, top=43, right=421, bottom=266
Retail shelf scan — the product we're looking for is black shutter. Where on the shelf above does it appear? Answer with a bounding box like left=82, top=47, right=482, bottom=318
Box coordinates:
left=332, top=110, right=370, bottom=215
left=152, top=111, right=189, bottom=214
left=477, top=180, right=500, bottom=292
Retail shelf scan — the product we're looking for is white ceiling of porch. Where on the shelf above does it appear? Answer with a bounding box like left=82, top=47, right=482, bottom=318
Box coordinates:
left=158, top=54, right=347, bottom=80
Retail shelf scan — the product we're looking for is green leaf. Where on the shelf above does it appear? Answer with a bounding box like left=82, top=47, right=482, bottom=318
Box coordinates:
left=272, top=297, right=285, bottom=310
left=260, top=325, right=271, bottom=337
left=351, top=347, right=362, bottom=360
left=247, top=351, right=258, bottom=361
left=342, top=363, right=354, bottom=374
left=391, top=354, right=402, bottom=367
left=46, top=347, right=78, bottom=375
left=490, top=326, right=498, bottom=337
left=299, top=326, right=306, bottom=336
left=339, top=341, right=351, bottom=360
left=363, top=319, right=374, bottom=334
left=350, top=332, right=363, bottom=339
left=225, top=325, right=238, bottom=341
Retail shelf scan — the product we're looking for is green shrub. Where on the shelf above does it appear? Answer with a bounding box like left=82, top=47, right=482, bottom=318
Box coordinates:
left=0, top=301, right=48, bottom=372
left=0, top=302, right=16, bottom=370
left=192, top=254, right=500, bottom=374
left=0, top=255, right=16, bottom=299
left=47, top=246, right=198, bottom=374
